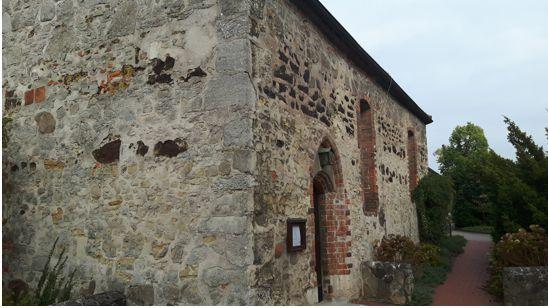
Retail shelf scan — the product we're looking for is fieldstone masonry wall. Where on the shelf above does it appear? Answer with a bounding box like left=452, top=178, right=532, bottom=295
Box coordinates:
left=249, top=0, right=427, bottom=304
left=3, top=0, right=257, bottom=305
left=3, top=0, right=429, bottom=305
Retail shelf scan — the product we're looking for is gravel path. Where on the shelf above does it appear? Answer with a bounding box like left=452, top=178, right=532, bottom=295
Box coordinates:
left=432, top=231, right=500, bottom=305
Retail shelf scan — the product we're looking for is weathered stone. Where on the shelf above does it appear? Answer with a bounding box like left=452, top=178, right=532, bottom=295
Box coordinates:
left=203, top=72, right=255, bottom=110
left=200, top=216, right=247, bottom=235
left=503, top=266, right=548, bottom=305
left=55, top=291, right=126, bottom=306
left=51, top=207, right=63, bottom=224
left=3, top=0, right=430, bottom=305
left=223, top=117, right=252, bottom=147
left=34, top=112, right=56, bottom=134
left=151, top=240, right=169, bottom=259
left=44, top=159, right=65, bottom=170
left=108, top=1, right=137, bottom=38
left=179, top=265, right=198, bottom=278
left=2, top=12, right=11, bottom=33
left=232, top=149, right=255, bottom=173
left=216, top=39, right=252, bottom=73
left=127, top=284, right=154, bottom=306
left=39, top=0, right=56, bottom=22
left=180, top=281, right=202, bottom=305
left=361, top=261, right=413, bottom=305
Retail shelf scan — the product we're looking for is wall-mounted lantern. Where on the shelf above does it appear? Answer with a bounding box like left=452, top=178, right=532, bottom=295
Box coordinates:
left=287, top=219, right=306, bottom=252
left=318, top=147, right=333, bottom=168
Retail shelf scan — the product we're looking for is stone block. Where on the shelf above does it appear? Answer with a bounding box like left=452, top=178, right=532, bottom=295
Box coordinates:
left=127, top=284, right=154, bottom=306
left=39, top=0, right=56, bottom=22
left=503, top=266, right=548, bottom=305
left=223, top=117, right=253, bottom=148
left=54, top=291, right=126, bottom=306
left=360, top=261, right=413, bottom=305
left=200, top=216, right=247, bottom=235
left=203, top=72, right=255, bottom=110
left=216, top=39, right=252, bottom=73
left=108, top=1, right=137, bottom=38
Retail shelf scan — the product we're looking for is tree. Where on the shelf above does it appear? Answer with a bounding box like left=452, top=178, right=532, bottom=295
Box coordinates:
left=436, top=123, right=491, bottom=227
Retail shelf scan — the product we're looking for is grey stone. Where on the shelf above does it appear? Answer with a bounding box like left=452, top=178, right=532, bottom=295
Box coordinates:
left=232, top=149, right=255, bottom=173
left=216, top=39, right=252, bottom=73
left=162, top=284, right=181, bottom=303
left=170, top=241, right=185, bottom=263
left=503, top=266, right=548, bottom=305
left=2, top=12, right=11, bottom=33
left=127, top=284, right=155, bottom=305
left=219, top=0, right=250, bottom=16
left=223, top=116, right=253, bottom=147
left=361, top=261, right=413, bottom=305
left=45, top=25, right=75, bottom=60
left=200, top=216, right=247, bottom=235
left=202, top=266, right=230, bottom=287
left=203, top=72, right=255, bottom=110
left=122, top=232, right=144, bottom=258
left=108, top=1, right=137, bottom=38
left=216, top=14, right=251, bottom=40
left=55, top=291, right=126, bottom=306
left=180, top=281, right=202, bottom=305
left=39, top=0, right=56, bottom=22
left=35, top=112, right=56, bottom=134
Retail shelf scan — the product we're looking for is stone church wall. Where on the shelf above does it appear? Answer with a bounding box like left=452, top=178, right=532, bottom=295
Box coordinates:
left=3, top=0, right=429, bottom=305
left=248, top=0, right=428, bottom=304
left=2, top=0, right=258, bottom=305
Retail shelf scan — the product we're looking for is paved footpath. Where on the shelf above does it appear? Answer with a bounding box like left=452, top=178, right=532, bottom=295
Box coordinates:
left=433, top=231, right=500, bottom=305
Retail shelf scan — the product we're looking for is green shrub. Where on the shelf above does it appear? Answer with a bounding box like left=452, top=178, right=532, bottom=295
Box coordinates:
left=440, top=235, right=467, bottom=255
left=416, top=243, right=441, bottom=266
left=489, top=225, right=548, bottom=297
left=412, top=173, right=454, bottom=244
left=374, top=234, right=420, bottom=266
left=3, top=238, right=76, bottom=306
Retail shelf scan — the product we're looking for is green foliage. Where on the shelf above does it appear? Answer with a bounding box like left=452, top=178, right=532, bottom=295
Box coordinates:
left=412, top=173, right=454, bottom=244
left=440, top=235, right=467, bottom=255
left=415, top=243, right=442, bottom=266
left=478, top=119, right=548, bottom=240
left=460, top=225, right=494, bottom=234
left=2, top=238, right=76, bottom=306
left=374, top=234, right=419, bottom=266
left=437, top=118, right=548, bottom=239
left=488, top=225, right=548, bottom=297
left=436, top=122, right=491, bottom=228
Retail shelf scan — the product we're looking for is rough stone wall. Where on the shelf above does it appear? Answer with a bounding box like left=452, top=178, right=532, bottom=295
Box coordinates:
left=249, top=0, right=428, bottom=304
left=3, top=0, right=258, bottom=305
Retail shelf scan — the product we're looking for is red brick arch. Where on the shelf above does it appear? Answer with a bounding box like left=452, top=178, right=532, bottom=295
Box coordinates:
left=308, top=136, right=352, bottom=301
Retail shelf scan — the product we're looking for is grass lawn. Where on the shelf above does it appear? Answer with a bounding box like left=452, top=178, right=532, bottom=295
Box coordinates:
left=409, top=235, right=467, bottom=305
left=459, top=225, right=494, bottom=234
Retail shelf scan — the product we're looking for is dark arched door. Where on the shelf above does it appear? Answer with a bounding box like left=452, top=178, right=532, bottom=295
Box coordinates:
left=312, top=173, right=330, bottom=302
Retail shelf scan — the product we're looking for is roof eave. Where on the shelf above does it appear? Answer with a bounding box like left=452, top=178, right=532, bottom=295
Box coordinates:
left=290, top=0, right=433, bottom=125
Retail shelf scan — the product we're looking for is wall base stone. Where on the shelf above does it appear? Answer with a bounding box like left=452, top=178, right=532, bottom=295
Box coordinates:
left=503, top=266, right=548, bottom=306
left=360, top=261, right=413, bottom=305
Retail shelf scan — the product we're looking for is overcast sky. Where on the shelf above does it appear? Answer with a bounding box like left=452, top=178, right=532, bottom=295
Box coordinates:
left=320, top=0, right=548, bottom=171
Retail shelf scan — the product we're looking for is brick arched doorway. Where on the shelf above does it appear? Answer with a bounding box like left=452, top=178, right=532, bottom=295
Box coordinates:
left=310, top=138, right=351, bottom=302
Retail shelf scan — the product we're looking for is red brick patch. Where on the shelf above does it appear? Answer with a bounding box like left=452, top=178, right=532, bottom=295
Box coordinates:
left=274, top=242, right=284, bottom=258
left=24, top=86, right=47, bottom=105
left=34, top=86, right=46, bottom=103
left=24, top=89, right=35, bottom=105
